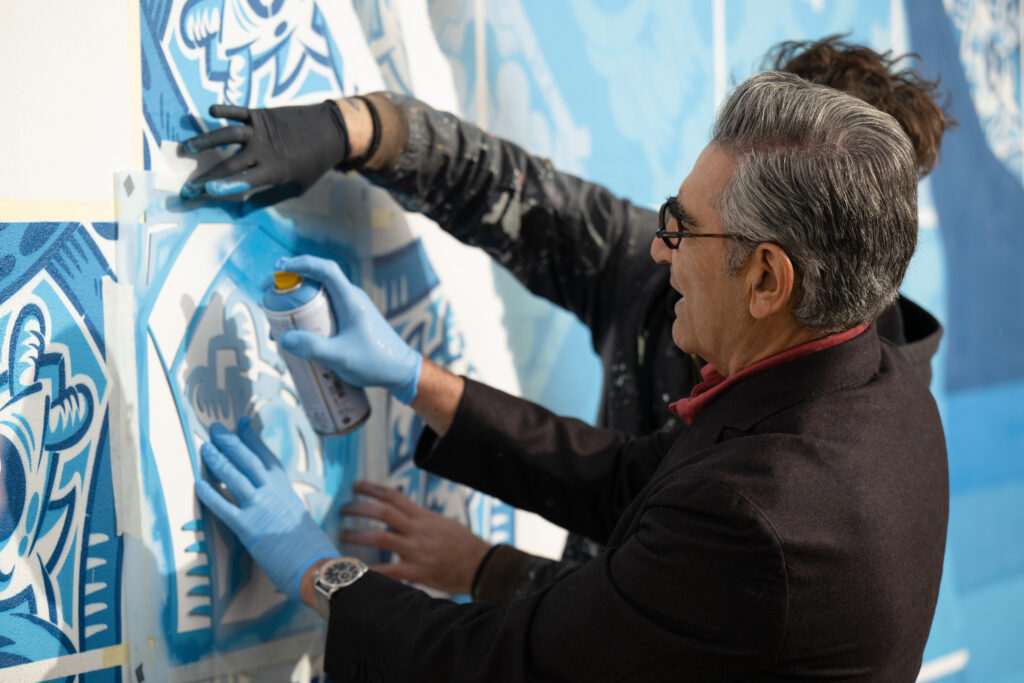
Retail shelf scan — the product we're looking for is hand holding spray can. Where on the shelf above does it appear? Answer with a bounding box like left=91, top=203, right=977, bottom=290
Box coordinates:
left=262, top=271, right=371, bottom=435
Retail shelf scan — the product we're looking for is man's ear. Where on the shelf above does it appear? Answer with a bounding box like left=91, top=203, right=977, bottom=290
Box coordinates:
left=746, top=243, right=797, bottom=320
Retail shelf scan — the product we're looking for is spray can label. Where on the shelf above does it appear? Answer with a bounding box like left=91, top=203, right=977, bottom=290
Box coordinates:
left=262, top=272, right=371, bottom=435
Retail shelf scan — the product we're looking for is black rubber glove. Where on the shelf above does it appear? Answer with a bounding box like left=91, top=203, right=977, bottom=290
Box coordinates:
left=180, top=101, right=350, bottom=212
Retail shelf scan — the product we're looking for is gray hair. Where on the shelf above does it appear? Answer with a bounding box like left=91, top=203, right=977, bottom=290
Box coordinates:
left=712, top=71, right=918, bottom=333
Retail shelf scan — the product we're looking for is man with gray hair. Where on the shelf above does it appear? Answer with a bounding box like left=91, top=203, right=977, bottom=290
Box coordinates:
left=712, top=72, right=919, bottom=333
left=195, top=71, right=948, bottom=681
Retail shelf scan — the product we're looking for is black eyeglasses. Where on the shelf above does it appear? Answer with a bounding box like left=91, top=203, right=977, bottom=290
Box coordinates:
left=656, top=198, right=751, bottom=249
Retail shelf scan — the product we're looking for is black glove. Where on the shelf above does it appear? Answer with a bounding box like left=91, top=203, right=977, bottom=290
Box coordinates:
left=180, top=101, right=350, bottom=212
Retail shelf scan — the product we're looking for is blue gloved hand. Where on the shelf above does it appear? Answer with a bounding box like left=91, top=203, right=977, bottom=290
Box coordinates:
left=274, top=254, right=423, bottom=404
left=195, top=418, right=338, bottom=600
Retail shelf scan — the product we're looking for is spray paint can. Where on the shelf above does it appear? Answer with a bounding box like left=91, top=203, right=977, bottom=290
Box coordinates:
left=262, top=271, right=371, bottom=435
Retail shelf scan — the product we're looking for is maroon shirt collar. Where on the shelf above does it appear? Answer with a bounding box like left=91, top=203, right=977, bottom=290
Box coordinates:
left=669, top=323, right=870, bottom=425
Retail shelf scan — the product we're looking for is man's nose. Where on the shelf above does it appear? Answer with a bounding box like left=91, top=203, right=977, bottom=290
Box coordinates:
left=650, top=235, right=671, bottom=264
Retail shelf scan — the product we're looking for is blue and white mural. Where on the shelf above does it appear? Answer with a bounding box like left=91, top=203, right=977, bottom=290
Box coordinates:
left=112, top=165, right=515, bottom=674
left=132, top=0, right=516, bottom=673
left=0, top=222, right=120, bottom=680
left=142, top=0, right=386, bottom=173
left=2, top=0, right=1023, bottom=680
left=115, top=173, right=361, bottom=672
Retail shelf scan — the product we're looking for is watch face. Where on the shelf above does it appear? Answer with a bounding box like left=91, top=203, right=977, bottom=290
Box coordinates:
left=322, top=559, right=363, bottom=587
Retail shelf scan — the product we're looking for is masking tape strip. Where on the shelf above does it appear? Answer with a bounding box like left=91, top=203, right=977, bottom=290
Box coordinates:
left=0, top=199, right=117, bottom=222
left=103, top=279, right=143, bottom=539
left=0, top=644, right=128, bottom=681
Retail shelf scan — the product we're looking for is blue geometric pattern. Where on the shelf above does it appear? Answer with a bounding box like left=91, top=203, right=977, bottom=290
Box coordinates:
left=133, top=1, right=516, bottom=672
left=0, top=222, right=120, bottom=681
left=116, top=177, right=359, bottom=669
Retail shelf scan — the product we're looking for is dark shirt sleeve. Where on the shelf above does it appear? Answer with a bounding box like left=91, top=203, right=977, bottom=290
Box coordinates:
left=324, top=477, right=788, bottom=682
left=472, top=545, right=583, bottom=607
left=413, top=379, right=677, bottom=542
left=360, top=94, right=659, bottom=352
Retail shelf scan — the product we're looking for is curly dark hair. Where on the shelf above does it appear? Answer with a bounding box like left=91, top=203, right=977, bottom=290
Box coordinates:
left=767, top=34, right=955, bottom=176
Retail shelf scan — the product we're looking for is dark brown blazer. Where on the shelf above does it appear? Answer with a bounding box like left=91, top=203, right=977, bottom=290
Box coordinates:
left=325, top=325, right=948, bottom=682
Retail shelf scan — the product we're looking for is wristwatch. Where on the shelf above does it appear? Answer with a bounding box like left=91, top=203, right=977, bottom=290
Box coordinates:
left=313, top=556, right=368, bottom=619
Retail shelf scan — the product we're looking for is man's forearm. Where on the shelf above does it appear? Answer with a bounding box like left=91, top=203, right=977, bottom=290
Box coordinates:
left=298, top=360, right=463, bottom=615
left=411, top=357, right=465, bottom=437
left=332, top=93, right=408, bottom=172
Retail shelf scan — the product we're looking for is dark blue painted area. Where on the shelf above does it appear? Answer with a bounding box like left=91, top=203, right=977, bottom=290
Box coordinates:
left=140, top=0, right=199, bottom=153
left=1, top=224, right=62, bottom=293
left=80, top=417, right=122, bottom=651
left=43, top=225, right=115, bottom=358
left=1, top=225, right=82, bottom=303
left=906, top=0, right=1024, bottom=392
left=0, top=256, right=14, bottom=281
left=0, top=608, right=76, bottom=667
left=0, top=223, right=120, bottom=675
left=92, top=222, right=118, bottom=242
left=0, top=435, right=27, bottom=545
left=19, top=223, right=58, bottom=256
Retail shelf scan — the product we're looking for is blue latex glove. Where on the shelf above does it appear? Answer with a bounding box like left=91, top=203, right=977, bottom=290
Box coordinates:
left=195, top=419, right=338, bottom=600
left=274, top=254, right=423, bottom=404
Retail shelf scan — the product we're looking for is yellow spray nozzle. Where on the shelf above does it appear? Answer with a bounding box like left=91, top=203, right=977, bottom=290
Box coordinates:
left=273, top=271, right=302, bottom=291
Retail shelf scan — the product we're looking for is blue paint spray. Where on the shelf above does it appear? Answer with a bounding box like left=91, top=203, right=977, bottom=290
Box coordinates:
left=262, top=272, right=370, bottom=435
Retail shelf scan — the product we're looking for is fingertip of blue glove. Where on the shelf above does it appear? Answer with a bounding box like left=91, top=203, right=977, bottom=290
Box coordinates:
left=278, top=331, right=298, bottom=352
left=180, top=182, right=201, bottom=199
left=194, top=476, right=214, bottom=499
left=198, top=441, right=220, bottom=465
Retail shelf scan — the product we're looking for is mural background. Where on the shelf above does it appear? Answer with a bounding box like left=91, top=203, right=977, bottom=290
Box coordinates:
left=0, top=0, right=1021, bottom=680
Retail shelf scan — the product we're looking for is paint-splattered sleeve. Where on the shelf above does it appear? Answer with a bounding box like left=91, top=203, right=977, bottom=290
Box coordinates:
left=359, top=94, right=659, bottom=349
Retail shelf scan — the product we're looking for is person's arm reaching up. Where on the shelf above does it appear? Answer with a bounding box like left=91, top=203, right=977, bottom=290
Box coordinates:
left=179, top=94, right=402, bottom=212
left=180, top=95, right=657, bottom=347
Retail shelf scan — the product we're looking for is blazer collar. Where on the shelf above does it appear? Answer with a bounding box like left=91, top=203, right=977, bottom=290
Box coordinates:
left=683, top=324, right=883, bottom=438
